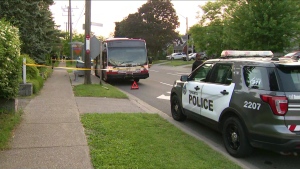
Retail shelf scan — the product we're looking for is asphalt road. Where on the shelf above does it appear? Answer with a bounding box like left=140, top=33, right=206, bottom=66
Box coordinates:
left=110, top=63, right=300, bottom=169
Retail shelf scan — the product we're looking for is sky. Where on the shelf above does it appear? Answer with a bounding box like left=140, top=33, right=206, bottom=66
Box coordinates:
left=50, top=0, right=211, bottom=38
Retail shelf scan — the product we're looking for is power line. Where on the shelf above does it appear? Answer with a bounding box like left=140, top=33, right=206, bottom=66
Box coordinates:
left=74, top=4, right=85, bottom=29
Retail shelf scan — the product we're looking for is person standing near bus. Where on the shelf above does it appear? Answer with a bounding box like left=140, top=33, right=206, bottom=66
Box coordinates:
left=148, top=56, right=153, bottom=68
left=51, top=52, right=57, bottom=69
left=192, top=53, right=203, bottom=71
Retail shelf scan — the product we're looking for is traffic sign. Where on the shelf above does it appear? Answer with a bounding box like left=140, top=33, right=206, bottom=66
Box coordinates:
left=90, top=36, right=100, bottom=59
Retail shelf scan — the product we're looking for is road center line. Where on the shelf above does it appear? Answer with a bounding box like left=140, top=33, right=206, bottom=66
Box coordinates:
left=160, top=82, right=173, bottom=86
left=166, top=73, right=181, bottom=76
left=149, top=70, right=159, bottom=72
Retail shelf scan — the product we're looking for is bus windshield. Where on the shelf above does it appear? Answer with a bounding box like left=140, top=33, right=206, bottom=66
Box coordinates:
left=107, top=47, right=147, bottom=66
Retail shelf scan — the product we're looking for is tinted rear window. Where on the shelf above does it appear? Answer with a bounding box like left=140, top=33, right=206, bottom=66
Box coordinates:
left=277, top=66, right=300, bottom=92
left=243, top=66, right=279, bottom=91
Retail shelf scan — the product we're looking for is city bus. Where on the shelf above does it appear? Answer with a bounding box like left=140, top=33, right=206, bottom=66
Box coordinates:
left=94, top=38, right=150, bottom=82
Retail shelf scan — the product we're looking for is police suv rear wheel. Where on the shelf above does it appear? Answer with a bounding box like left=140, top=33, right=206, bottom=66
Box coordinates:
left=222, top=117, right=252, bottom=158
left=171, top=95, right=187, bottom=121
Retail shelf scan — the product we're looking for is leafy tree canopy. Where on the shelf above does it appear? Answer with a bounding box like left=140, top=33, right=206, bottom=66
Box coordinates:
left=190, top=0, right=300, bottom=57
left=114, top=0, right=180, bottom=58
left=0, top=0, right=63, bottom=63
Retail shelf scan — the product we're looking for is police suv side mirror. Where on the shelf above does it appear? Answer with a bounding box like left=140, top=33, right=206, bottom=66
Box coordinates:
left=180, top=75, right=189, bottom=82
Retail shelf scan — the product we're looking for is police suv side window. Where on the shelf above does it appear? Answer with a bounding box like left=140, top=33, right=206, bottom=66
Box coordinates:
left=243, top=66, right=278, bottom=91
left=191, top=63, right=213, bottom=82
left=208, top=63, right=233, bottom=85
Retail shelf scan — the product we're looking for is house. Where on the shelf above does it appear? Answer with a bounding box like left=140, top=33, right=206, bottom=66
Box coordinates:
left=173, top=34, right=194, bottom=54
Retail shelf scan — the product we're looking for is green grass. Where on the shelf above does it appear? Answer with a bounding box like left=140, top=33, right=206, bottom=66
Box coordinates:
left=0, top=110, right=22, bottom=150
left=73, top=84, right=128, bottom=98
left=163, top=60, right=194, bottom=66
left=81, top=113, right=242, bottom=169
left=152, top=60, right=168, bottom=64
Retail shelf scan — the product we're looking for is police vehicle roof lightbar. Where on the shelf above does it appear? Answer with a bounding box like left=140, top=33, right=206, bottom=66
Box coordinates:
left=221, top=50, right=273, bottom=58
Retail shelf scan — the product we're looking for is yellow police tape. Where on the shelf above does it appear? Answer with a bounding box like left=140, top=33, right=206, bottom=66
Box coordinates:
left=51, top=59, right=84, bottom=62
left=25, top=61, right=151, bottom=71
left=25, top=63, right=99, bottom=71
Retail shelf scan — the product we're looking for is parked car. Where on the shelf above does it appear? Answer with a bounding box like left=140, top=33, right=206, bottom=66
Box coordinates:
left=171, top=50, right=300, bottom=158
left=198, top=52, right=208, bottom=60
left=183, top=52, right=209, bottom=61
left=282, top=51, right=300, bottom=61
left=183, top=53, right=197, bottom=61
left=166, top=53, right=186, bottom=60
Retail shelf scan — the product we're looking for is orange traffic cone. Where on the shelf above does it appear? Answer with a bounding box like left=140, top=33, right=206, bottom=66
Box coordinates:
left=131, top=81, right=139, bottom=90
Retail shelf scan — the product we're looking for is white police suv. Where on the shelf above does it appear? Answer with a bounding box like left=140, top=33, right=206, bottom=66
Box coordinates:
left=170, top=50, right=300, bottom=158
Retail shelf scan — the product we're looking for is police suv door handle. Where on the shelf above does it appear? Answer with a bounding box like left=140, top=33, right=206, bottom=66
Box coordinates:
left=194, top=86, right=200, bottom=91
left=220, top=90, right=229, bottom=95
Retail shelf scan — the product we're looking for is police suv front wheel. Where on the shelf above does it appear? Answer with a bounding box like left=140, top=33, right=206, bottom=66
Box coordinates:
left=171, top=95, right=187, bottom=121
left=222, top=117, right=253, bottom=158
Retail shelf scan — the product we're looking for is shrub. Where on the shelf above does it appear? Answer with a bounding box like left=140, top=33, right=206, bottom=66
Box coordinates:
left=39, top=66, right=52, bottom=79
left=27, top=75, right=44, bottom=94
left=19, top=54, right=39, bottom=80
left=0, top=19, right=21, bottom=99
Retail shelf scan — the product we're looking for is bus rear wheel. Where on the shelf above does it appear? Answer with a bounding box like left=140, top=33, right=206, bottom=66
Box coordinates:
left=134, top=79, right=140, bottom=82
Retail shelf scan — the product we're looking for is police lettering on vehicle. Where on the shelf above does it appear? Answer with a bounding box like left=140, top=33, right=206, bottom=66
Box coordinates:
left=188, top=90, right=213, bottom=111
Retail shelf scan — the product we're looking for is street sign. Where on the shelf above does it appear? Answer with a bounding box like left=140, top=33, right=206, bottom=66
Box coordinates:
left=91, top=22, right=103, bottom=27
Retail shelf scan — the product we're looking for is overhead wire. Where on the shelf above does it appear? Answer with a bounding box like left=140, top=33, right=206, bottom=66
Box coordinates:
left=74, top=3, right=85, bottom=29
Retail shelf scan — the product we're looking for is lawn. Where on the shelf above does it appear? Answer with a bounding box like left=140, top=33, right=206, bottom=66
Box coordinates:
left=0, top=110, right=22, bottom=150
left=152, top=60, right=168, bottom=64
left=162, top=60, right=194, bottom=66
left=73, top=84, right=128, bottom=98
left=81, top=113, right=242, bottom=169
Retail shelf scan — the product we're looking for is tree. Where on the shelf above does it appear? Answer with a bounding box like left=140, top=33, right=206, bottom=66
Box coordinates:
left=0, top=0, right=63, bottom=63
left=224, top=0, right=300, bottom=52
left=114, top=0, right=180, bottom=58
left=189, top=1, right=226, bottom=57
left=190, top=0, right=300, bottom=56
left=115, top=13, right=144, bottom=38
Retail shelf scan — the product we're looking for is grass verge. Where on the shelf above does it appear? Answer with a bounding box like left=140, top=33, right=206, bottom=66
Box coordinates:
left=163, top=60, right=194, bottom=66
left=152, top=60, right=168, bottom=64
left=81, top=113, right=242, bottom=169
left=73, top=84, right=128, bottom=98
left=0, top=110, right=22, bottom=150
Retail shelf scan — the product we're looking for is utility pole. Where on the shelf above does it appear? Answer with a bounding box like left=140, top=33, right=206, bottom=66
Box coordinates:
left=61, top=2, right=78, bottom=59
left=69, top=0, right=73, bottom=61
left=84, top=0, right=91, bottom=84
left=186, top=17, right=189, bottom=60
